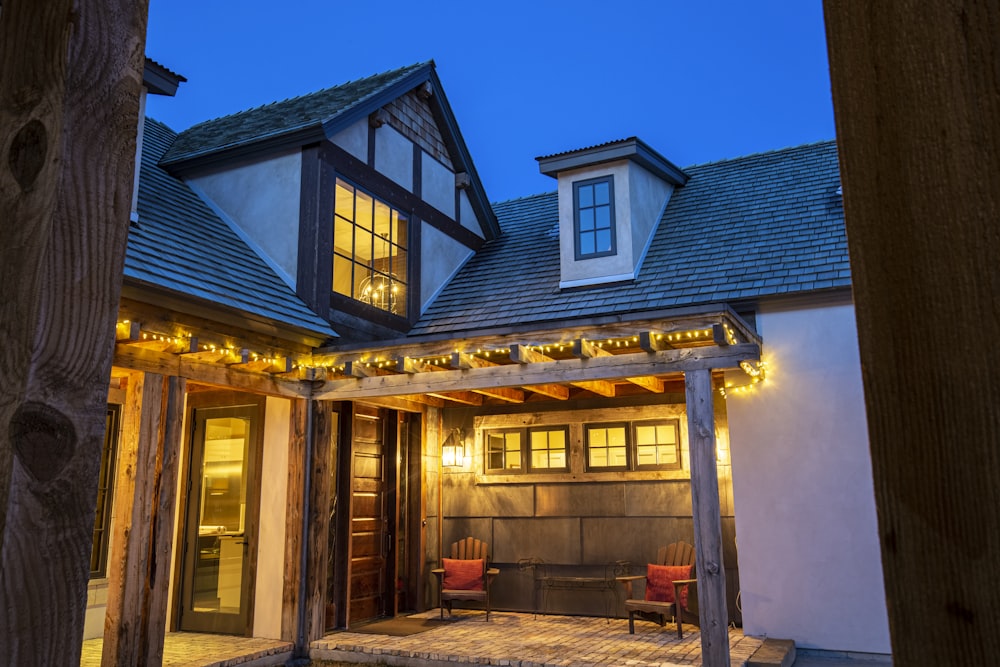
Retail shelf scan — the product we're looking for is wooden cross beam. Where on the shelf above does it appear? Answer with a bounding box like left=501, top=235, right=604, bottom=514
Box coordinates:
left=571, top=339, right=663, bottom=394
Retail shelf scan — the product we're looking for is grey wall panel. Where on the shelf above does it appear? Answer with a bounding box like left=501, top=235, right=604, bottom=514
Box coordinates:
left=536, top=482, right=626, bottom=517
left=624, top=480, right=693, bottom=516
left=581, top=517, right=694, bottom=565
left=442, top=478, right=534, bottom=517
left=440, top=517, right=493, bottom=559
left=493, top=517, right=580, bottom=564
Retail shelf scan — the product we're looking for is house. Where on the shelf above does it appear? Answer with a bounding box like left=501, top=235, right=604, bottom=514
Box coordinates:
left=87, top=58, right=891, bottom=661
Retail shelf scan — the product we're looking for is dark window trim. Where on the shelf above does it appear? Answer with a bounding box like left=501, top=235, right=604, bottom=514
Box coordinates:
left=583, top=421, right=630, bottom=472
left=573, top=175, right=617, bottom=260
left=631, top=418, right=682, bottom=471
left=484, top=425, right=570, bottom=474
left=91, top=405, right=121, bottom=578
left=583, top=418, right=682, bottom=472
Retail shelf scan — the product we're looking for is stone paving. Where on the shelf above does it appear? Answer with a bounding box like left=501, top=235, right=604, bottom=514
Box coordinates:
left=313, top=609, right=763, bottom=667
left=80, top=610, right=763, bottom=666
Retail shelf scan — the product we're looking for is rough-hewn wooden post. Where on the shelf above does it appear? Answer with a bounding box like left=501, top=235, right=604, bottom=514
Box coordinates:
left=0, top=0, right=148, bottom=662
left=685, top=368, right=729, bottom=666
left=102, top=373, right=185, bottom=666
left=824, top=2, right=1000, bottom=664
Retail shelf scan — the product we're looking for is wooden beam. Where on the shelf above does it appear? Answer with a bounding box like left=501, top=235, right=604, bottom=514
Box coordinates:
left=571, top=339, right=663, bottom=394
left=113, top=345, right=309, bottom=398
left=684, top=368, right=730, bottom=666
left=0, top=0, right=149, bottom=661
left=450, top=352, right=525, bottom=403
left=316, top=343, right=759, bottom=400
left=711, top=323, right=729, bottom=346
left=282, top=398, right=308, bottom=642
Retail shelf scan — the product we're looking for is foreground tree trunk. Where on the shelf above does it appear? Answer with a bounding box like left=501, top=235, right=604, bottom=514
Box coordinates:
left=0, top=0, right=148, bottom=663
left=824, top=2, right=1000, bottom=664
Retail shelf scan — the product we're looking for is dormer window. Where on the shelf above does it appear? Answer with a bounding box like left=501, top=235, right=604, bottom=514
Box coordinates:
left=573, top=176, right=616, bottom=259
left=333, top=177, right=409, bottom=317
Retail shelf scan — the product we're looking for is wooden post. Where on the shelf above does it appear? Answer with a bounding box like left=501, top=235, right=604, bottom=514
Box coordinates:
left=102, top=373, right=185, bottom=666
left=824, top=2, right=1000, bottom=663
left=306, top=401, right=334, bottom=642
left=282, top=398, right=308, bottom=643
left=0, top=0, right=148, bottom=662
left=684, top=368, right=730, bottom=666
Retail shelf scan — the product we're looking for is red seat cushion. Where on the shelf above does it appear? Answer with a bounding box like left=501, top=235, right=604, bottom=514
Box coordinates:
left=645, top=564, right=692, bottom=609
left=442, top=558, right=484, bottom=590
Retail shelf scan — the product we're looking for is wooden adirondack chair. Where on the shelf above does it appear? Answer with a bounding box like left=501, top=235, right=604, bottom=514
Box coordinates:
left=431, top=537, right=500, bottom=620
left=618, top=541, right=698, bottom=637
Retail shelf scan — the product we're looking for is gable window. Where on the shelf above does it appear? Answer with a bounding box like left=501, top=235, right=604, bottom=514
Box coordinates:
left=333, top=177, right=409, bottom=316
left=573, top=175, right=616, bottom=259
left=585, top=419, right=680, bottom=472
left=91, top=405, right=120, bottom=578
left=485, top=426, right=569, bottom=473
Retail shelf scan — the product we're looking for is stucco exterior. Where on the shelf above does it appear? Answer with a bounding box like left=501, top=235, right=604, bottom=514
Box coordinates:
left=419, top=223, right=473, bottom=311
left=189, top=150, right=303, bottom=287
left=728, top=297, right=891, bottom=654
left=554, top=160, right=674, bottom=288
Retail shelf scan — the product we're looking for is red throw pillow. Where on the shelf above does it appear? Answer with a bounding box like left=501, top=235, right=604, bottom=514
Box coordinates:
left=645, top=564, right=692, bottom=609
left=442, top=558, right=484, bottom=590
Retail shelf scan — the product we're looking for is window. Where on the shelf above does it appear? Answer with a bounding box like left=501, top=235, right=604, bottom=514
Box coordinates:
left=333, top=177, right=409, bottom=316
left=573, top=175, right=616, bottom=259
left=91, top=405, right=120, bottom=578
left=485, top=426, right=569, bottom=473
left=585, top=423, right=629, bottom=471
left=585, top=419, right=680, bottom=472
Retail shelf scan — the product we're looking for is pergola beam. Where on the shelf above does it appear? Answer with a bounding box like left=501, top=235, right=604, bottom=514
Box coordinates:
left=315, top=343, right=759, bottom=400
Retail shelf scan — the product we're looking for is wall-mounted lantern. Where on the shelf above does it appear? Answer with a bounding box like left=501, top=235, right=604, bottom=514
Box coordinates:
left=441, top=428, right=466, bottom=468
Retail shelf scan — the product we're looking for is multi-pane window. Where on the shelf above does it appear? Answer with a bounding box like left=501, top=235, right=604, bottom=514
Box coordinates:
left=633, top=420, right=680, bottom=469
left=573, top=176, right=616, bottom=259
left=91, top=405, right=120, bottom=578
left=530, top=428, right=568, bottom=471
left=333, top=177, right=408, bottom=316
left=585, top=423, right=629, bottom=471
left=585, top=419, right=680, bottom=472
left=486, top=430, right=522, bottom=472
left=485, top=427, right=569, bottom=473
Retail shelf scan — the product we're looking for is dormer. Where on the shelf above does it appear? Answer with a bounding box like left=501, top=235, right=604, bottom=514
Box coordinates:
left=537, top=138, right=688, bottom=289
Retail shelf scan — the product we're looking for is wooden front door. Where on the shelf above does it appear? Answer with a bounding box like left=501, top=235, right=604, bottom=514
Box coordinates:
left=179, top=403, right=261, bottom=634
left=347, top=406, right=397, bottom=624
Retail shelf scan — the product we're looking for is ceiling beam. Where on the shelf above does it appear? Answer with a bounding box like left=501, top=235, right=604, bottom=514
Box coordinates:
left=571, top=339, right=664, bottom=394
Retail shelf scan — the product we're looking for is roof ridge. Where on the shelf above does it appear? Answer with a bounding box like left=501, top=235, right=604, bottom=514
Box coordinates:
left=180, top=60, right=432, bottom=134
left=683, top=138, right=837, bottom=170
left=491, top=191, right=556, bottom=206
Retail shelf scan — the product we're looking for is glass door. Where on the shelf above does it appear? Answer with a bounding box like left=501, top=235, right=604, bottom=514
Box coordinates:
left=180, top=405, right=257, bottom=634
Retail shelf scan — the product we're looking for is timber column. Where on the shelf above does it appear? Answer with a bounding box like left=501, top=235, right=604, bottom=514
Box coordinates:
left=685, top=368, right=729, bottom=666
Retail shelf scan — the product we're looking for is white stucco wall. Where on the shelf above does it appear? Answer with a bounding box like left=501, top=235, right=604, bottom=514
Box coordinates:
left=555, top=160, right=672, bottom=288
left=420, top=222, right=473, bottom=311
left=331, top=118, right=369, bottom=162
left=422, top=151, right=455, bottom=218
left=189, top=150, right=302, bottom=287
left=458, top=189, right=479, bottom=235
left=253, top=397, right=291, bottom=639
left=374, top=125, right=413, bottom=191
left=727, top=299, right=891, bottom=654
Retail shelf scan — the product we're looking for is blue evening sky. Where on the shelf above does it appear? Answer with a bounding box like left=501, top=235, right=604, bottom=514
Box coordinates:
left=144, top=1, right=834, bottom=204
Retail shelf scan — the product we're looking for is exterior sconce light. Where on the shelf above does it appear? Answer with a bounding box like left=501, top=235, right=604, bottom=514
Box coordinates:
left=442, top=428, right=465, bottom=468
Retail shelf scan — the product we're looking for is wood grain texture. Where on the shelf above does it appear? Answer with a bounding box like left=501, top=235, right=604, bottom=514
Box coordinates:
left=0, top=0, right=148, bottom=662
left=684, top=369, right=729, bottom=667
left=282, top=398, right=308, bottom=642
left=824, top=2, right=1000, bottom=664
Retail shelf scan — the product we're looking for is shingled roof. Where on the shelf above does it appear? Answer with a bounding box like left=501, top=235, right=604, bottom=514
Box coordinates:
left=159, top=62, right=430, bottom=167
left=410, top=140, right=847, bottom=336
left=128, top=118, right=337, bottom=341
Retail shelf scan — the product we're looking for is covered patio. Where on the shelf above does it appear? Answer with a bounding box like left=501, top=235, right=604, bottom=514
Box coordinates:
left=81, top=609, right=771, bottom=666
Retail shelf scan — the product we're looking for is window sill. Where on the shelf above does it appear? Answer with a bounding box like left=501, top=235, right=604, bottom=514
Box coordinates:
left=474, top=469, right=689, bottom=485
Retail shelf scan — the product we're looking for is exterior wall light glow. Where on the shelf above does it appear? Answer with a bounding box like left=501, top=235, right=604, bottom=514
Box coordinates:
left=442, top=428, right=466, bottom=468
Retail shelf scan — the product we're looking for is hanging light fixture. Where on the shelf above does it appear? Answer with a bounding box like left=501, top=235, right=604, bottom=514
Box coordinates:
left=441, top=428, right=465, bottom=468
